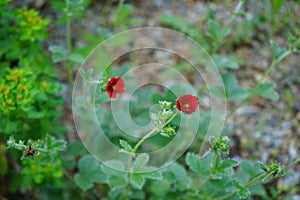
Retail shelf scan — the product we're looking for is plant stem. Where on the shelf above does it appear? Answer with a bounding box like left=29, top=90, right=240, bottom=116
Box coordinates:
left=126, top=110, right=180, bottom=178
left=161, top=110, right=180, bottom=130
left=213, top=158, right=300, bottom=200
left=199, top=152, right=219, bottom=189
left=285, top=158, right=300, bottom=169
left=132, top=128, right=157, bottom=153
left=117, top=0, right=125, bottom=11
left=226, top=50, right=291, bottom=121
left=226, top=0, right=245, bottom=28
left=65, top=0, right=73, bottom=84
left=211, top=0, right=244, bottom=54
left=213, top=172, right=269, bottom=200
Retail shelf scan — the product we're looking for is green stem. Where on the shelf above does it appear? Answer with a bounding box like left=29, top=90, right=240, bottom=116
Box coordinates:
left=213, top=172, right=269, bottom=200
left=211, top=0, right=244, bottom=54
left=213, top=158, right=300, bottom=200
left=226, top=0, right=245, bottom=28
left=161, top=110, right=180, bottom=130
left=132, top=128, right=157, bottom=153
left=117, top=0, right=125, bottom=11
left=285, top=158, right=300, bottom=169
left=199, top=152, right=219, bottom=189
left=126, top=110, right=180, bottom=179
left=226, top=50, right=291, bottom=122
left=11, top=143, right=49, bottom=154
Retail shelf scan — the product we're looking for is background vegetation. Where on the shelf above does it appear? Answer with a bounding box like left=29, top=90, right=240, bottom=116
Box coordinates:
left=0, top=0, right=299, bottom=199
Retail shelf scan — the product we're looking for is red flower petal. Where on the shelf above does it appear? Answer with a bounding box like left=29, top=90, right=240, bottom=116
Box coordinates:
left=106, top=77, right=125, bottom=99
left=176, top=94, right=199, bottom=114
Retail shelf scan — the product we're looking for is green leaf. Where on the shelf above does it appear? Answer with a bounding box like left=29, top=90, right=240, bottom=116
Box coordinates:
left=49, top=45, right=68, bottom=63
left=45, top=134, right=66, bottom=153
left=207, top=18, right=230, bottom=46
left=108, top=174, right=127, bottom=190
left=130, top=173, right=145, bottom=189
left=119, top=139, right=133, bottom=153
left=78, top=155, right=100, bottom=175
left=200, top=151, right=214, bottom=176
left=233, top=180, right=251, bottom=199
left=150, top=179, right=171, bottom=197
left=258, top=161, right=269, bottom=173
left=220, top=159, right=239, bottom=169
left=133, top=153, right=149, bottom=171
left=270, top=40, right=289, bottom=61
left=166, top=162, right=192, bottom=191
left=213, top=55, right=240, bottom=69
left=249, top=183, right=266, bottom=196
left=27, top=110, right=46, bottom=119
left=101, top=160, right=125, bottom=176
left=64, top=141, right=87, bottom=157
left=128, top=190, right=145, bottom=200
left=254, top=82, right=279, bottom=100
left=217, top=159, right=239, bottom=172
left=74, top=173, right=93, bottom=191
left=68, top=53, right=84, bottom=63
left=89, top=169, right=108, bottom=184
left=185, top=153, right=201, bottom=175
left=139, top=170, right=163, bottom=180
left=211, top=72, right=249, bottom=101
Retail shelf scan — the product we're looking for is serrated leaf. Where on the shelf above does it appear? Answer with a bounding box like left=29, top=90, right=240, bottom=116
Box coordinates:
left=240, top=160, right=263, bottom=178
left=185, top=153, right=201, bottom=175
left=166, top=162, right=192, bottom=191
left=200, top=151, right=214, bottom=176
left=64, top=141, right=87, bottom=157
left=119, top=139, right=133, bottom=152
left=46, top=134, right=66, bottom=153
left=258, top=161, right=269, bottom=173
left=78, top=155, right=100, bottom=175
left=89, top=169, right=108, bottom=184
left=130, top=173, right=145, bottom=189
left=108, top=174, right=127, bottom=190
left=150, top=179, right=171, bottom=197
left=255, top=82, right=279, bottom=100
left=101, top=160, right=125, bottom=176
left=233, top=180, right=251, bottom=199
left=133, top=153, right=149, bottom=171
left=140, top=170, right=163, bottom=180
left=213, top=55, right=240, bottom=69
left=207, top=18, right=230, bottom=46
left=218, top=159, right=239, bottom=170
left=249, top=183, right=266, bottom=196
left=128, top=190, right=145, bottom=200
left=74, top=173, right=93, bottom=191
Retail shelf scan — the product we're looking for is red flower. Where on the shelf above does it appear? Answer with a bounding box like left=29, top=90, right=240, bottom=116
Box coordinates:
left=106, top=77, right=125, bottom=98
left=176, top=94, right=199, bottom=114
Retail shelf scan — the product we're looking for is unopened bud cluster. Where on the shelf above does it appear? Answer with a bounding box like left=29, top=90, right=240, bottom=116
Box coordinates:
left=150, top=101, right=176, bottom=137
left=210, top=136, right=230, bottom=154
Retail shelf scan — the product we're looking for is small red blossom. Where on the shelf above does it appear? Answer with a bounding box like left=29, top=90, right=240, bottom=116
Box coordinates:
left=176, top=94, right=199, bottom=114
left=106, top=77, right=125, bottom=98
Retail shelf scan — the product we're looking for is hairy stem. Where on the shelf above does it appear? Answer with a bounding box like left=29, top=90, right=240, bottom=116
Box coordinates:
left=127, top=110, right=180, bottom=181
left=213, top=158, right=300, bottom=200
